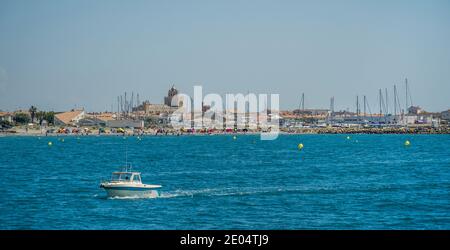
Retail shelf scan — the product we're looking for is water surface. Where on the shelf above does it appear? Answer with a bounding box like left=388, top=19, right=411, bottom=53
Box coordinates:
left=0, top=134, right=449, bottom=229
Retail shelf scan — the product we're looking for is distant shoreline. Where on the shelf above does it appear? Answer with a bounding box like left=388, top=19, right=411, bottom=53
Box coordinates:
left=1, top=127, right=449, bottom=137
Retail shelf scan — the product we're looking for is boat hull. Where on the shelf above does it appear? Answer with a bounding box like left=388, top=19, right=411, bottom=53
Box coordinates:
left=103, top=186, right=159, bottom=198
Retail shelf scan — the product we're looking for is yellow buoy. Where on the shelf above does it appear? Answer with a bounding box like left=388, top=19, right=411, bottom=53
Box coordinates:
left=298, top=143, right=304, bottom=150
left=48, top=142, right=52, bottom=146
left=404, top=140, right=411, bottom=146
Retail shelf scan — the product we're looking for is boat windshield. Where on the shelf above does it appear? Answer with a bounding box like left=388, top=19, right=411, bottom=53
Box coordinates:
left=111, top=173, right=133, bottom=182
left=132, top=174, right=141, bottom=183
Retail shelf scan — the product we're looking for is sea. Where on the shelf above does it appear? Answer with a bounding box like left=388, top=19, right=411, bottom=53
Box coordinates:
left=0, top=134, right=449, bottom=229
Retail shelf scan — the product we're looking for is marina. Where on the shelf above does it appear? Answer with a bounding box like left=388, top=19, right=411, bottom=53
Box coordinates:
left=1, top=81, right=449, bottom=137
left=2, top=82, right=449, bottom=151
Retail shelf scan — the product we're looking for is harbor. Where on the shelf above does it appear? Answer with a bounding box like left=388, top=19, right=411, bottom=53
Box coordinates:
left=1, top=81, right=449, bottom=137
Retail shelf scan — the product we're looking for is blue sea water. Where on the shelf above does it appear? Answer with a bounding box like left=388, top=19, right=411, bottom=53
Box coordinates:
left=0, top=134, right=449, bottom=229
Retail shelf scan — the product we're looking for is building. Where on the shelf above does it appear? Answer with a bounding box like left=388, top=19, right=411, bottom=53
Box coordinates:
left=441, top=110, right=450, bottom=121
left=131, top=86, right=186, bottom=117
left=92, top=112, right=116, bottom=122
left=77, top=113, right=116, bottom=127
left=280, top=109, right=330, bottom=126
left=54, top=109, right=85, bottom=126
left=293, top=109, right=330, bottom=117
left=106, top=119, right=144, bottom=129
left=164, top=85, right=181, bottom=107
left=0, top=112, right=13, bottom=123
left=398, top=114, right=439, bottom=126
left=142, top=102, right=177, bottom=115
left=407, top=106, right=423, bottom=115
left=78, top=117, right=105, bottom=127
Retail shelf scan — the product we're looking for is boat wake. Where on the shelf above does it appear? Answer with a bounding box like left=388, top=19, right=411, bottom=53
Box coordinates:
left=100, top=183, right=421, bottom=200
left=106, top=192, right=160, bottom=200
left=158, top=187, right=294, bottom=199
left=157, top=183, right=417, bottom=199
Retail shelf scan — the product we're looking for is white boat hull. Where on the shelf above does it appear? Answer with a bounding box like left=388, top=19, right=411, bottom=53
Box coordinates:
left=104, top=188, right=159, bottom=198
left=100, top=182, right=162, bottom=198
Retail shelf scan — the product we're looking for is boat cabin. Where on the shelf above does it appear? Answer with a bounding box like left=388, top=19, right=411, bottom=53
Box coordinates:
left=111, top=171, right=142, bottom=183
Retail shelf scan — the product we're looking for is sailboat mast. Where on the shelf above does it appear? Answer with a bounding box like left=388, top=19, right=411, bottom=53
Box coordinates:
left=117, top=96, right=120, bottom=119
left=302, top=93, right=305, bottom=111
left=379, top=89, right=382, bottom=115
left=363, top=95, right=366, bottom=116
left=405, top=78, right=408, bottom=112
left=394, top=85, right=397, bottom=123
left=385, top=88, right=389, bottom=115
left=357, top=95, right=360, bottom=123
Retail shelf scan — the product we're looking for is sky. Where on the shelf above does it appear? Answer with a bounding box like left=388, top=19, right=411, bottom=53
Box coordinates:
left=0, top=0, right=449, bottom=112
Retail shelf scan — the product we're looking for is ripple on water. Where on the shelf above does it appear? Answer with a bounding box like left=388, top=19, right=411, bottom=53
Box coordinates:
left=0, top=134, right=449, bottom=229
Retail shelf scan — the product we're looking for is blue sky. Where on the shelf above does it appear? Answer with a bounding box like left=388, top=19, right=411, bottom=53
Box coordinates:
left=0, top=0, right=449, bottom=112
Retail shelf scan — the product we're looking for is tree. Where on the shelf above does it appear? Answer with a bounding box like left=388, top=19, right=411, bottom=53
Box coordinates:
left=14, top=113, right=31, bottom=124
left=44, top=111, right=55, bottom=125
left=36, top=111, right=46, bottom=125
left=29, top=106, right=37, bottom=123
left=144, top=116, right=159, bottom=128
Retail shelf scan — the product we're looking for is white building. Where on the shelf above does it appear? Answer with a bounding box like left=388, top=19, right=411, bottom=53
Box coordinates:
left=0, top=112, right=13, bottom=123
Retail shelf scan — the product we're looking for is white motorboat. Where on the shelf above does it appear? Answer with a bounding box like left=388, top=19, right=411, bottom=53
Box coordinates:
left=100, top=165, right=162, bottom=198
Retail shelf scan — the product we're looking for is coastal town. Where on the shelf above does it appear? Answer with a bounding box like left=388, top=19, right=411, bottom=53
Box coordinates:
left=1, top=83, right=449, bottom=136
left=1, top=0, right=450, bottom=238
